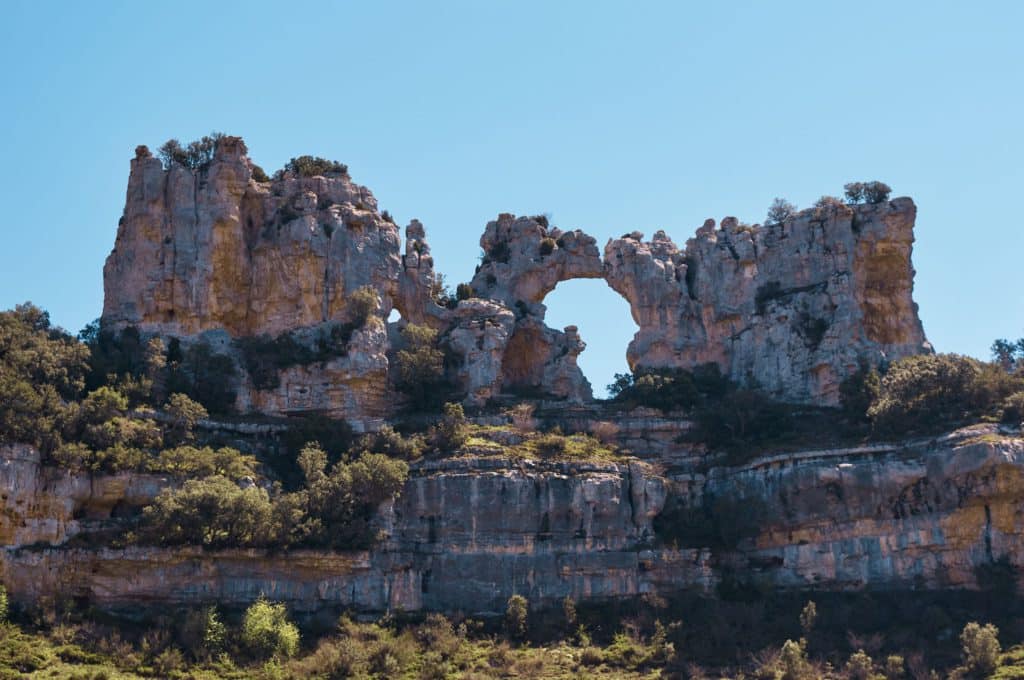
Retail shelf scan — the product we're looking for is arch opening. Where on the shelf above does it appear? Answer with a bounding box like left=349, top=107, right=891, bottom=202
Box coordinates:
left=541, top=278, right=638, bottom=398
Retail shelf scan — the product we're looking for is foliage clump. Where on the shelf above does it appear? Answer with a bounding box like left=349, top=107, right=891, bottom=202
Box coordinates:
left=393, top=323, right=451, bottom=411
left=866, top=353, right=1022, bottom=436
left=141, top=445, right=408, bottom=550
left=0, top=303, right=89, bottom=452
left=766, top=197, right=797, bottom=225
left=844, top=180, right=892, bottom=204
left=241, top=597, right=300, bottom=660
left=157, top=132, right=226, bottom=170
left=281, top=155, right=349, bottom=178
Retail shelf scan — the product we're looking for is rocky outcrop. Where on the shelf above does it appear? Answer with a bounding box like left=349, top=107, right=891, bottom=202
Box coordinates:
left=604, top=200, right=930, bottom=404
left=4, top=429, right=1024, bottom=614
left=104, top=140, right=401, bottom=337
left=102, top=137, right=930, bottom=417
left=0, top=445, right=167, bottom=547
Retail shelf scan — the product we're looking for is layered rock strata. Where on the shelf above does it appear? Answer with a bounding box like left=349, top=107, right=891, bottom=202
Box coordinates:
left=4, top=428, right=1022, bottom=614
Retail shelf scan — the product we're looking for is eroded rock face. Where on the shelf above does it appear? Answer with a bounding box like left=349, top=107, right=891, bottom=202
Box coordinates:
left=104, top=139, right=401, bottom=337
left=0, top=445, right=167, bottom=547
left=604, top=200, right=931, bottom=404
left=5, top=430, right=1024, bottom=614
left=462, top=214, right=604, bottom=403
left=102, top=137, right=929, bottom=416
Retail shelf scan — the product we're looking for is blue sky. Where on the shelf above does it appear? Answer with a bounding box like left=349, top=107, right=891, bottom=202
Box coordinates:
left=1, top=1, right=1021, bottom=395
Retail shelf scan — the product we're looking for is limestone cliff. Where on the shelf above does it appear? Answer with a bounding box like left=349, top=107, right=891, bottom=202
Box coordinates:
left=103, top=139, right=400, bottom=336
left=4, top=427, right=1022, bottom=614
left=604, top=200, right=931, bottom=404
left=102, top=136, right=929, bottom=415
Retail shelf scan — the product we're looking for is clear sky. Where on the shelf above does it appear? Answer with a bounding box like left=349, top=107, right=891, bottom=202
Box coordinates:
left=1, top=1, right=1021, bottom=396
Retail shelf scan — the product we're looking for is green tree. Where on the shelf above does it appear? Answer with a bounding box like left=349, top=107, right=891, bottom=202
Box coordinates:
left=141, top=476, right=276, bottom=548
left=505, top=595, right=528, bottom=641
left=959, top=621, right=1000, bottom=677
left=348, top=286, right=379, bottom=327
left=779, top=638, right=813, bottom=680
left=845, top=649, right=875, bottom=680
left=799, top=600, right=817, bottom=637
left=867, top=354, right=1020, bottom=436
left=393, top=323, right=447, bottom=411
left=163, top=393, right=208, bottom=446
left=0, top=304, right=89, bottom=451
left=430, top=402, right=469, bottom=452
left=241, top=597, right=300, bottom=660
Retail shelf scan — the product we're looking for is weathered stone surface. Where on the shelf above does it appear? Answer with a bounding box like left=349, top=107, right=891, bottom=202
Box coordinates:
left=104, top=139, right=401, bottom=337
left=102, top=137, right=930, bottom=413
left=470, top=214, right=604, bottom=307
left=5, top=430, right=1024, bottom=614
left=604, top=199, right=931, bottom=404
left=442, top=299, right=516, bottom=406
left=0, top=445, right=167, bottom=547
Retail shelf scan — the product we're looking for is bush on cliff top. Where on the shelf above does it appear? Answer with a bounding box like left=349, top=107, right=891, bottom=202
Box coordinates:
left=157, top=132, right=225, bottom=171
left=139, top=445, right=408, bottom=550
left=280, top=155, right=349, bottom=178
left=866, top=353, right=1023, bottom=436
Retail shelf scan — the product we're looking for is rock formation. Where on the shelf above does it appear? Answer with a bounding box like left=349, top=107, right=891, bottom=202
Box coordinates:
left=104, top=139, right=400, bottom=336
left=604, top=200, right=931, bottom=404
left=4, top=427, right=1023, bottom=613
left=102, top=136, right=930, bottom=419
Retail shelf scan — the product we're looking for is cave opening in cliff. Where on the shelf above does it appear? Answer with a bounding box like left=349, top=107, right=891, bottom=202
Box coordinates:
left=543, top=279, right=637, bottom=398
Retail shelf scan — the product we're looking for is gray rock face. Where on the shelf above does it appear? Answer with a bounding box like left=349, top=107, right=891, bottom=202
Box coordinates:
left=104, top=138, right=402, bottom=337
left=604, top=200, right=931, bottom=404
left=5, top=430, right=1024, bottom=614
left=103, top=137, right=930, bottom=419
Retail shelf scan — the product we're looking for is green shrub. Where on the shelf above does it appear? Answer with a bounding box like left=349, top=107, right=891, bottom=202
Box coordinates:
left=0, top=585, right=7, bottom=623
left=157, top=132, right=225, bottom=170
left=1002, top=391, right=1024, bottom=425
left=430, top=402, right=469, bottom=452
left=690, top=389, right=794, bottom=455
left=241, top=598, right=300, bottom=660
left=863, top=181, right=892, bottom=203
left=150, top=445, right=257, bottom=480
left=0, top=303, right=89, bottom=451
left=356, top=425, right=426, bottom=460
left=163, top=392, right=207, bottom=446
left=455, top=282, right=474, bottom=301
left=799, top=600, right=817, bottom=636
left=608, top=363, right=729, bottom=412
left=532, top=431, right=568, bottom=458
left=844, top=181, right=892, bottom=204
left=165, top=340, right=238, bottom=415
left=992, top=337, right=1024, bottom=373
left=867, top=354, right=1021, bottom=436
left=393, top=324, right=449, bottom=411
left=348, top=286, right=379, bottom=327
left=845, top=649, right=875, bottom=680
left=840, top=362, right=881, bottom=423
left=539, top=237, right=556, bottom=256
left=779, top=638, right=813, bottom=680
left=251, top=164, right=270, bottom=183
left=141, top=476, right=276, bottom=548
left=844, top=182, right=865, bottom=203
left=236, top=333, right=314, bottom=391
left=282, top=155, right=348, bottom=177
left=959, top=621, right=1000, bottom=676
left=505, top=595, right=528, bottom=640
left=287, top=450, right=409, bottom=549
